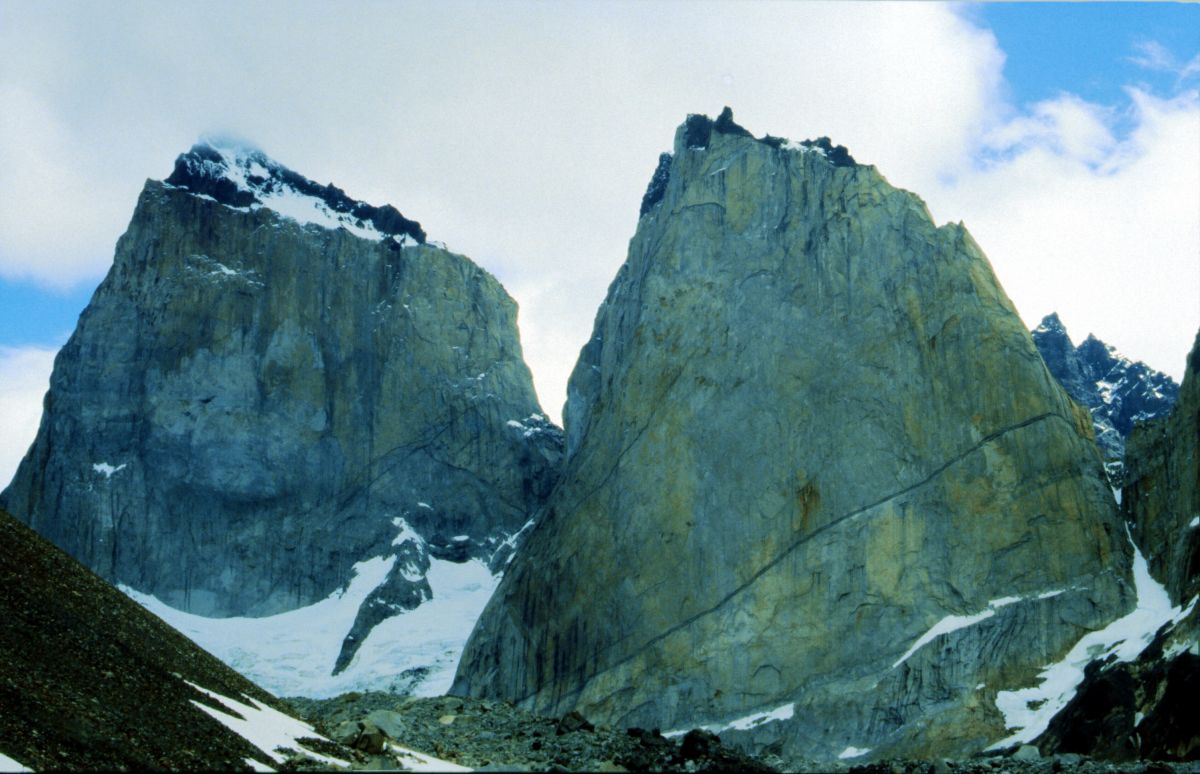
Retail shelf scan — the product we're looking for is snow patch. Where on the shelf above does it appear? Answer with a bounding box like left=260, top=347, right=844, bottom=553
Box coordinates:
left=185, top=680, right=349, bottom=768
left=892, top=594, right=1031, bottom=668
left=838, top=747, right=872, bottom=760
left=391, top=516, right=425, bottom=548
left=987, top=531, right=1196, bottom=749
left=384, top=742, right=472, bottom=772
left=1189, top=515, right=1198, bottom=529
left=725, top=702, right=796, bottom=731
left=181, top=144, right=425, bottom=245
left=784, top=139, right=826, bottom=156
left=92, top=462, right=126, bottom=478
left=0, top=752, right=32, bottom=772
left=663, top=701, right=795, bottom=738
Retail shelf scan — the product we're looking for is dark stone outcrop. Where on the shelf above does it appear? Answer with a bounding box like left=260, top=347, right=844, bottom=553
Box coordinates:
left=1032, top=312, right=1178, bottom=479
left=166, top=142, right=427, bottom=243
left=639, top=152, right=673, bottom=217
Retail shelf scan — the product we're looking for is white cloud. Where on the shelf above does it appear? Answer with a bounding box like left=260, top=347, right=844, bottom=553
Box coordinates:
left=0, top=2, right=1194, bottom=419
left=1, top=1, right=1012, bottom=421
left=1130, top=39, right=1200, bottom=82
left=0, top=346, right=56, bottom=489
left=924, top=86, right=1200, bottom=381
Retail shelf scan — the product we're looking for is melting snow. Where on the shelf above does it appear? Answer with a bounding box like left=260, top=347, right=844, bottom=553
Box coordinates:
left=124, top=555, right=499, bottom=698
left=391, top=516, right=425, bottom=548
left=186, top=680, right=349, bottom=769
left=892, top=595, right=1036, bottom=668
left=838, top=747, right=872, bottom=760
left=0, top=752, right=31, bottom=772
left=92, top=462, right=126, bottom=478
left=986, top=531, right=1197, bottom=750
left=663, top=701, right=795, bottom=739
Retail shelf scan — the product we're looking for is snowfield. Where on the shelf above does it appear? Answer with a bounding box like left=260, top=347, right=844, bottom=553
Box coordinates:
left=124, top=556, right=500, bottom=698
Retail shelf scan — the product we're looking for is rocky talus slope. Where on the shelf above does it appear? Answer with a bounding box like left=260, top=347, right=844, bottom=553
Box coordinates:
left=453, top=109, right=1133, bottom=763
left=0, top=143, right=561, bottom=676
left=1032, top=313, right=1178, bottom=481
left=0, top=508, right=346, bottom=771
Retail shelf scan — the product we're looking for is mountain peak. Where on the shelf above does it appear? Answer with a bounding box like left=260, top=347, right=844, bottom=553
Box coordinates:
left=1034, top=311, right=1067, bottom=335
left=163, top=141, right=426, bottom=244
left=1032, top=315, right=1179, bottom=477
left=673, top=108, right=858, bottom=164
left=641, top=108, right=860, bottom=220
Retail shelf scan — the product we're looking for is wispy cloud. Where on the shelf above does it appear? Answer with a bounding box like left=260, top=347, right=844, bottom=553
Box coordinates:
left=1129, top=39, right=1200, bottom=82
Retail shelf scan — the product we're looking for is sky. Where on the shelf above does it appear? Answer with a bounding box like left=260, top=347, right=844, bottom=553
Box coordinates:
left=1, top=1, right=1198, bottom=486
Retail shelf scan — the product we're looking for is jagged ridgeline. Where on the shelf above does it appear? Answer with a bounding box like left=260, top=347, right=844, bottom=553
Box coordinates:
left=452, top=109, right=1135, bottom=760
left=0, top=142, right=562, bottom=678
left=1032, top=312, right=1178, bottom=482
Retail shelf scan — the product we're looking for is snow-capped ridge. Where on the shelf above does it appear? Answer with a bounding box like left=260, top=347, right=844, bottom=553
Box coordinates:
left=1032, top=312, right=1179, bottom=477
left=163, top=140, right=426, bottom=244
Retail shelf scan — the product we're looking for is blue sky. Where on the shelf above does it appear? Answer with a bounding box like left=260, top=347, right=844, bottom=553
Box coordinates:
left=973, top=3, right=1199, bottom=109
left=0, top=1, right=1197, bottom=481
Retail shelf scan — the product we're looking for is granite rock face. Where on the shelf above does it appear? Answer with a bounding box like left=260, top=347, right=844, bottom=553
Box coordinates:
left=1032, top=312, right=1178, bottom=481
left=453, top=111, right=1132, bottom=761
left=0, top=143, right=561, bottom=670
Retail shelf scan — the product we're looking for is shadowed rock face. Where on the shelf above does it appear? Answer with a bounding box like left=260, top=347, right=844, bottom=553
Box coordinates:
left=1125, top=330, right=1200, bottom=609
left=0, top=148, right=561, bottom=647
left=452, top=111, right=1132, bottom=761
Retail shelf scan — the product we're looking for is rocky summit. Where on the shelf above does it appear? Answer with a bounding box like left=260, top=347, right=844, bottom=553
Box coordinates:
left=1032, top=312, right=1178, bottom=481
left=452, top=109, right=1137, bottom=763
left=0, top=141, right=561, bottom=685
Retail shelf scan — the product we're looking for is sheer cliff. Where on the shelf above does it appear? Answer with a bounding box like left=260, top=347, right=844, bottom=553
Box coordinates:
left=452, top=110, right=1134, bottom=762
left=0, top=142, right=561, bottom=686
